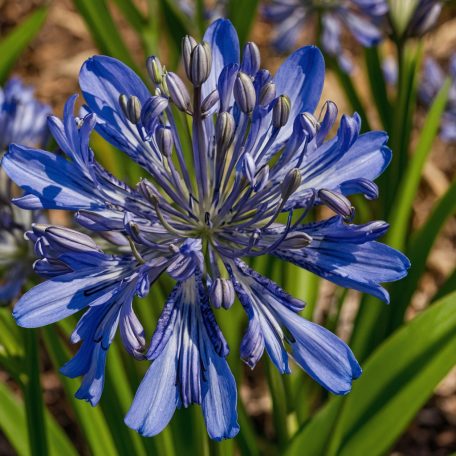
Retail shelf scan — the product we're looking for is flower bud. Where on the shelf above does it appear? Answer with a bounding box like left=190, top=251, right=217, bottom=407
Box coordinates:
left=241, top=42, right=260, bottom=76
left=234, top=72, right=256, bottom=114
left=318, top=189, right=354, bottom=220
left=190, top=42, right=212, bottom=87
left=272, top=95, right=291, bottom=129
left=281, top=168, right=301, bottom=200
left=215, top=112, right=235, bottom=150
left=182, top=35, right=198, bottom=80
left=156, top=126, right=173, bottom=157
left=254, top=165, right=269, bottom=192
left=259, top=81, right=276, bottom=106
left=242, top=152, right=256, bottom=186
left=45, top=226, right=99, bottom=252
left=300, top=112, right=318, bottom=139
left=210, top=278, right=235, bottom=309
left=119, top=94, right=141, bottom=123
left=165, top=72, right=192, bottom=113
left=201, top=89, right=219, bottom=116
left=146, top=56, right=163, bottom=84
left=141, top=96, right=168, bottom=134
left=279, top=232, right=312, bottom=249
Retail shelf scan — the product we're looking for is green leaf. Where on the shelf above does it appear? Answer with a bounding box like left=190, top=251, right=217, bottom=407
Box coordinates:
left=0, top=380, right=77, bottom=456
left=286, top=291, right=456, bottom=456
left=387, top=79, right=451, bottom=251
left=388, top=177, right=456, bottom=329
left=331, top=291, right=456, bottom=456
left=0, top=6, right=48, bottom=84
left=73, top=0, right=140, bottom=74
left=364, top=47, right=392, bottom=131
left=227, top=0, right=259, bottom=45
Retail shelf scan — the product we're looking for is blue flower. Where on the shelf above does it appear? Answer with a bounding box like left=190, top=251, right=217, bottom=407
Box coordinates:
left=263, top=0, right=388, bottom=72
left=419, top=55, right=456, bottom=142
left=405, top=0, right=442, bottom=37
left=0, top=78, right=50, bottom=304
left=2, top=20, right=409, bottom=440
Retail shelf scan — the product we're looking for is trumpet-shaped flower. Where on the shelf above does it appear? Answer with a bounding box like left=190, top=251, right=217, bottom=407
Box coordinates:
left=2, top=20, right=409, bottom=440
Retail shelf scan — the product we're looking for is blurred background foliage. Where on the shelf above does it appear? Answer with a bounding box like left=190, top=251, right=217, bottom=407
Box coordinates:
left=0, top=0, right=455, bottom=455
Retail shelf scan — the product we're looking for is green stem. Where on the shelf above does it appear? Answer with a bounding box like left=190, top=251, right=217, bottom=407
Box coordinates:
left=22, top=329, right=48, bottom=456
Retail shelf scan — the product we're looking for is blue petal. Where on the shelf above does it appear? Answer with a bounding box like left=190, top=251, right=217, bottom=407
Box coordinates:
left=274, top=220, right=410, bottom=302
left=277, top=305, right=361, bottom=395
left=79, top=55, right=152, bottom=162
left=272, top=46, right=325, bottom=148
left=202, top=19, right=240, bottom=100
left=2, top=144, right=104, bottom=211
left=202, top=344, right=240, bottom=441
left=13, top=267, right=126, bottom=327
left=125, top=334, right=179, bottom=437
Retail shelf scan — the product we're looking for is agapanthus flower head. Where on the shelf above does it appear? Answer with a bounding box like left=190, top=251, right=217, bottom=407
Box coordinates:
left=263, top=0, right=388, bottom=72
left=2, top=19, right=409, bottom=440
left=419, top=54, right=456, bottom=142
left=0, top=78, right=50, bottom=303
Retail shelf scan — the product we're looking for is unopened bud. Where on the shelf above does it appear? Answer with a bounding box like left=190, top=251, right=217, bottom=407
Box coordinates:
left=156, top=126, right=173, bottom=157
left=281, top=168, right=301, bottom=200
left=119, top=94, right=141, bottom=123
left=254, top=165, right=269, bottom=192
left=318, top=189, right=354, bottom=220
left=210, top=278, right=235, bottom=309
left=241, top=42, right=261, bottom=76
left=146, top=56, right=163, bottom=84
left=242, top=152, right=256, bottom=186
left=45, top=226, right=99, bottom=252
left=165, top=72, right=192, bottom=112
left=272, top=95, right=291, bottom=128
left=201, top=89, right=219, bottom=116
left=280, top=232, right=312, bottom=249
left=215, top=112, right=235, bottom=150
left=190, top=42, right=212, bottom=87
left=141, top=96, right=168, bottom=133
left=182, top=35, right=198, bottom=80
left=234, top=72, right=256, bottom=114
left=300, top=112, right=318, bottom=138
left=259, top=81, right=276, bottom=106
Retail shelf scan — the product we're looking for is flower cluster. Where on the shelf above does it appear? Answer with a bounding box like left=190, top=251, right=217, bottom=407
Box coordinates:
left=419, top=55, right=456, bottom=143
left=0, top=78, right=50, bottom=303
left=2, top=20, right=409, bottom=440
left=263, top=0, right=388, bottom=72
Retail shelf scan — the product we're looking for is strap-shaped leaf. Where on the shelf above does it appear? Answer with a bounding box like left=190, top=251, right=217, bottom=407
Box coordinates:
left=0, top=380, right=77, bottom=456
left=286, top=291, right=456, bottom=456
left=0, top=7, right=47, bottom=84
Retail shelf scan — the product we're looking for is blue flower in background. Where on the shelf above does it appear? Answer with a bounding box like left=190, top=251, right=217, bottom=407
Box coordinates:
left=2, top=20, right=409, bottom=440
left=263, top=0, right=388, bottom=72
left=419, top=55, right=456, bottom=142
left=406, top=0, right=442, bottom=37
left=0, top=78, right=50, bottom=304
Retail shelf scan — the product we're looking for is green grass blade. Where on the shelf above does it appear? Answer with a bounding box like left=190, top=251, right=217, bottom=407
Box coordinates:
left=111, top=0, right=146, bottom=31
left=22, top=329, right=48, bottom=456
left=0, top=380, right=77, bottom=456
left=364, top=47, right=392, bottom=130
left=0, top=6, right=48, bottom=84
left=388, top=178, right=456, bottom=329
left=387, top=79, right=451, bottom=251
left=328, top=291, right=456, bottom=456
left=0, top=381, right=31, bottom=456
left=42, top=327, right=118, bottom=456
left=73, top=0, right=140, bottom=73
left=227, top=0, right=259, bottom=45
